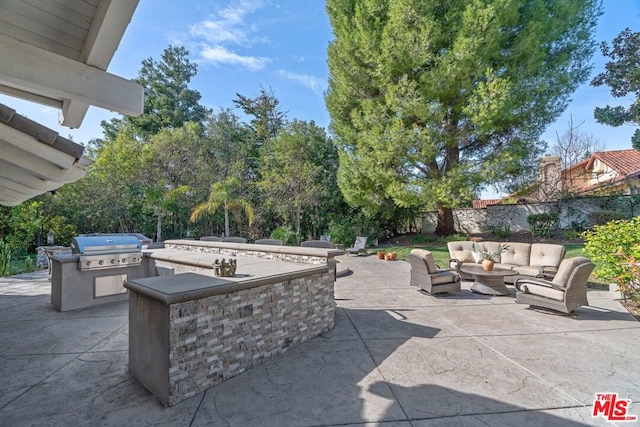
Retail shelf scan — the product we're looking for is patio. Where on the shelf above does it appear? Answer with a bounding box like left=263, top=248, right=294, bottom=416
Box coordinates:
left=0, top=254, right=639, bottom=426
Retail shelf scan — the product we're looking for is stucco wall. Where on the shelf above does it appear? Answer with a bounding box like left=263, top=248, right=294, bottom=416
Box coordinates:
left=421, top=195, right=640, bottom=234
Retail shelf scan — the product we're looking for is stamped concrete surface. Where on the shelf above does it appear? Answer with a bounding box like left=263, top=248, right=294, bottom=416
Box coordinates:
left=0, top=255, right=638, bottom=426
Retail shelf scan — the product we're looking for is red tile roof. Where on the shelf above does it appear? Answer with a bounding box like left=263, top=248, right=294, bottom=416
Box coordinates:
left=472, top=199, right=502, bottom=209
left=587, top=149, right=640, bottom=177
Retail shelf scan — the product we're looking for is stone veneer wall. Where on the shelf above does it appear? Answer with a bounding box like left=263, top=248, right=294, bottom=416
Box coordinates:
left=165, top=242, right=329, bottom=265
left=164, top=270, right=334, bottom=405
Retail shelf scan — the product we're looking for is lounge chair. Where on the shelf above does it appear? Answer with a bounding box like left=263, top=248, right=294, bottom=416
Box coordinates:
left=408, top=249, right=461, bottom=295
left=346, top=236, right=367, bottom=256
left=300, top=240, right=335, bottom=248
left=514, top=257, right=595, bottom=314
left=220, top=236, right=247, bottom=243
left=254, top=238, right=284, bottom=245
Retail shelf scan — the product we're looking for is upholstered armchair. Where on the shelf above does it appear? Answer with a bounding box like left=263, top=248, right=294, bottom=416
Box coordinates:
left=408, top=249, right=461, bottom=295
left=514, top=257, right=595, bottom=313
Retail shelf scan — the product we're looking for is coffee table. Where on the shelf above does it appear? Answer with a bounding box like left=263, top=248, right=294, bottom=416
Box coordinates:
left=459, top=265, right=518, bottom=296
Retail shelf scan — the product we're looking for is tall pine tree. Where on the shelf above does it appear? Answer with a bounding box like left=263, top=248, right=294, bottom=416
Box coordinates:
left=326, top=0, right=601, bottom=234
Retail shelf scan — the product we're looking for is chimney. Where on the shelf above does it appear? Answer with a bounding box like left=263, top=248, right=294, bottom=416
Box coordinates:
left=538, top=156, right=562, bottom=198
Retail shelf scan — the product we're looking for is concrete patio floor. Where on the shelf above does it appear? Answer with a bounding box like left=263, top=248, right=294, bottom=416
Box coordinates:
left=0, top=254, right=639, bottom=426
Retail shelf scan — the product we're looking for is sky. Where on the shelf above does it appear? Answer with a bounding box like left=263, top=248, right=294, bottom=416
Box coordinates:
left=1, top=0, right=639, bottom=155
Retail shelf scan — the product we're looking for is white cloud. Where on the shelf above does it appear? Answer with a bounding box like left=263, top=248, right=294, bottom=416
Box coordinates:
left=277, top=70, right=326, bottom=95
left=189, top=0, right=269, bottom=71
left=202, top=46, right=270, bottom=71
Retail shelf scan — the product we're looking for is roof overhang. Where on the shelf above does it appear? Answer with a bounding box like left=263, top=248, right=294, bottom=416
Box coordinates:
left=0, top=104, right=92, bottom=206
left=0, top=0, right=142, bottom=206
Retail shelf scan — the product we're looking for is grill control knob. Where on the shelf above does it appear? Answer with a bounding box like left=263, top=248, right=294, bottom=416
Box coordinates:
left=111, top=259, right=116, bottom=264
left=86, top=261, right=91, bottom=267
left=99, top=260, right=104, bottom=265
left=122, top=258, right=127, bottom=263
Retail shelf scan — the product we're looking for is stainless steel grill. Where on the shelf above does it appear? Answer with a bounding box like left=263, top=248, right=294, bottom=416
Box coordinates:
left=72, top=235, right=142, bottom=271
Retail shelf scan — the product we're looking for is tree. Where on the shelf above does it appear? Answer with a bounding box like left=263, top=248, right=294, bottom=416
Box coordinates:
left=61, top=125, right=150, bottom=234
left=591, top=28, right=640, bottom=149
left=102, top=45, right=211, bottom=140
left=490, top=138, right=547, bottom=198
left=233, top=87, right=286, bottom=148
left=202, top=109, right=255, bottom=181
left=142, top=123, right=206, bottom=241
left=190, top=177, right=255, bottom=238
left=549, top=116, right=604, bottom=169
left=326, top=0, right=601, bottom=235
left=259, top=120, right=330, bottom=238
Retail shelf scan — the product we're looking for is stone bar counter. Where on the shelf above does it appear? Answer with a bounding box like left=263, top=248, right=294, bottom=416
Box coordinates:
left=125, top=240, right=341, bottom=406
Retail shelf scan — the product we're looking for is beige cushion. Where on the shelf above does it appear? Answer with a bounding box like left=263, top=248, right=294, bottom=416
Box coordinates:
left=410, top=249, right=437, bottom=273
left=453, top=250, right=475, bottom=263
left=513, top=265, right=540, bottom=277
left=432, top=270, right=459, bottom=285
left=530, top=244, right=565, bottom=268
left=447, top=241, right=474, bottom=255
left=500, top=242, right=531, bottom=267
left=518, top=282, right=565, bottom=301
left=552, top=257, right=591, bottom=287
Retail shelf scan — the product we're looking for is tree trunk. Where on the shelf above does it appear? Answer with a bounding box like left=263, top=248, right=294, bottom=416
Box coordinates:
left=435, top=203, right=456, bottom=236
left=294, top=204, right=301, bottom=237
left=156, top=215, right=162, bottom=242
left=224, top=202, right=230, bottom=237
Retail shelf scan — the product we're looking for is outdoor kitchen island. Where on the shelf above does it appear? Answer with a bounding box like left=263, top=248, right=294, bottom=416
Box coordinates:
left=125, top=240, right=341, bottom=406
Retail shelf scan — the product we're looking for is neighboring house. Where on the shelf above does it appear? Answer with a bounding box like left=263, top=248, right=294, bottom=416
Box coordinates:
left=563, top=149, right=640, bottom=196
left=474, top=149, right=640, bottom=207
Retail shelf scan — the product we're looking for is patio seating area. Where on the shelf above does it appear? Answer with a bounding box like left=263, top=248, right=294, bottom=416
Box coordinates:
left=0, top=254, right=639, bottom=426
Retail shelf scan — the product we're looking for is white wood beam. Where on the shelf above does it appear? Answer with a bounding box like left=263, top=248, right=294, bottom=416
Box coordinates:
left=0, top=159, right=61, bottom=192
left=0, top=32, right=143, bottom=122
left=59, top=0, right=140, bottom=128
left=0, top=142, right=86, bottom=183
left=0, top=122, right=77, bottom=169
left=80, top=0, right=140, bottom=68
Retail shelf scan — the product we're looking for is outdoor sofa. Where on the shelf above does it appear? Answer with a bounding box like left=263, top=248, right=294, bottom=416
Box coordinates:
left=447, top=240, right=566, bottom=283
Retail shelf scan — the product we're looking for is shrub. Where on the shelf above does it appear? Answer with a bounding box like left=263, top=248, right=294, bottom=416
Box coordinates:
left=569, top=219, right=588, bottom=232
left=587, top=209, right=624, bottom=226
left=411, top=235, right=430, bottom=244
left=0, top=240, right=10, bottom=277
left=527, top=212, right=558, bottom=238
left=269, top=226, right=300, bottom=246
left=562, top=228, right=582, bottom=240
left=326, top=215, right=380, bottom=247
left=488, top=223, right=511, bottom=239
left=435, top=233, right=468, bottom=244
left=326, top=220, right=356, bottom=246
left=583, top=216, right=640, bottom=301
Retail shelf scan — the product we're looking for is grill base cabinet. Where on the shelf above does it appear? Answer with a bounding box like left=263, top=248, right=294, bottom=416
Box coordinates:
left=50, top=255, right=146, bottom=311
left=50, top=234, right=146, bottom=312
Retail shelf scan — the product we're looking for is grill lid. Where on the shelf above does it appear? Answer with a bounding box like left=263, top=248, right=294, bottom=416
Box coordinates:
left=72, top=235, right=141, bottom=254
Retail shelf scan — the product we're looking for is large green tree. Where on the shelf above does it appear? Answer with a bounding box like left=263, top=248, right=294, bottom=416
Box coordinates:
left=233, top=88, right=286, bottom=147
left=142, top=122, right=206, bottom=241
left=102, top=45, right=211, bottom=140
left=326, top=0, right=601, bottom=235
left=259, top=120, right=332, bottom=238
left=591, top=28, right=640, bottom=149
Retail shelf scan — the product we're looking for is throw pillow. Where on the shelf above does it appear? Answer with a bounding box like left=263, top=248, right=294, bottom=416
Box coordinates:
left=471, top=247, right=484, bottom=263
left=453, top=250, right=474, bottom=263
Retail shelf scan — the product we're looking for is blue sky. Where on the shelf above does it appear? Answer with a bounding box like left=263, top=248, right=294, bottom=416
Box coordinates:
left=1, top=0, right=639, bottom=153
